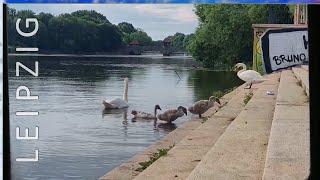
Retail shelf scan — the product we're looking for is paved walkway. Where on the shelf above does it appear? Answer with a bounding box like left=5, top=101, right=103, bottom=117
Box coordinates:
left=262, top=70, right=310, bottom=179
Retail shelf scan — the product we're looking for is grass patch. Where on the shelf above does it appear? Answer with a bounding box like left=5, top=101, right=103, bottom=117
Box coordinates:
left=201, top=117, right=209, bottom=123
left=297, top=80, right=302, bottom=87
left=212, top=91, right=225, bottom=99
left=136, top=147, right=171, bottom=172
left=243, top=92, right=253, bottom=105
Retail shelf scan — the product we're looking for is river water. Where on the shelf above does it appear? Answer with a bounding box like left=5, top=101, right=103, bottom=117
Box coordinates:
left=8, top=55, right=242, bottom=179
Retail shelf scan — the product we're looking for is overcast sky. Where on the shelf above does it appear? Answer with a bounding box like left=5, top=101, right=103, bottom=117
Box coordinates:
left=10, top=4, right=199, bottom=40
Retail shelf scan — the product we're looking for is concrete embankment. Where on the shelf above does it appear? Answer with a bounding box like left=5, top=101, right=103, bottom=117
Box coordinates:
left=262, top=70, right=309, bottom=179
left=100, top=66, right=310, bottom=180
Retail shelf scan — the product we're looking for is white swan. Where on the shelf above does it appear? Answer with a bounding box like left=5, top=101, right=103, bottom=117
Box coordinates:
left=234, top=63, right=265, bottom=89
left=131, top=105, right=162, bottom=119
left=102, top=77, right=129, bottom=109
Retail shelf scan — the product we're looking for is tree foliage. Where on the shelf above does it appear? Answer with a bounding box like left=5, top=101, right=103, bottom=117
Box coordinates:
left=117, top=22, right=152, bottom=46
left=118, top=22, right=136, bottom=34
left=122, top=30, right=152, bottom=46
left=188, top=5, right=293, bottom=69
left=8, top=8, right=123, bottom=53
left=164, top=33, right=195, bottom=51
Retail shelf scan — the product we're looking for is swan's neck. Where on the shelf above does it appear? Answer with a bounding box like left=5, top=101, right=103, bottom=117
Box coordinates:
left=237, top=64, right=247, bottom=75
left=178, top=109, right=184, bottom=117
left=154, top=108, right=157, bottom=117
left=123, top=78, right=129, bottom=103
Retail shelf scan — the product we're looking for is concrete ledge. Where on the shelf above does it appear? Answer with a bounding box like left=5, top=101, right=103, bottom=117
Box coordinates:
left=292, top=66, right=309, bottom=97
left=100, top=84, right=245, bottom=180
left=186, top=73, right=280, bottom=180
left=262, top=70, right=310, bottom=180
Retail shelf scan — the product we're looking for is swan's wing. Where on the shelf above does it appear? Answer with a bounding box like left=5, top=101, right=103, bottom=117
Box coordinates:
left=108, top=98, right=129, bottom=108
left=103, top=100, right=115, bottom=109
left=158, top=109, right=178, bottom=121
left=192, top=100, right=209, bottom=114
left=137, top=111, right=154, bottom=119
left=239, top=70, right=263, bottom=83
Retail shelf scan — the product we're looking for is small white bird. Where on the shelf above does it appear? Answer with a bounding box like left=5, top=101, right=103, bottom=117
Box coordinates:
left=103, top=78, right=129, bottom=109
left=131, top=105, right=162, bottom=120
left=234, top=63, right=265, bottom=89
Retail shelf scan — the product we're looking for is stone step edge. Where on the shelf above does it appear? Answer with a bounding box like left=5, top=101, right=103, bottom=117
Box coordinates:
left=186, top=73, right=280, bottom=180
left=292, top=67, right=309, bottom=97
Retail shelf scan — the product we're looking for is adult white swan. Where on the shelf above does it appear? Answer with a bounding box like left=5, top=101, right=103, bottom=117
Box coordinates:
left=234, top=63, right=265, bottom=89
left=102, top=77, right=129, bottom=109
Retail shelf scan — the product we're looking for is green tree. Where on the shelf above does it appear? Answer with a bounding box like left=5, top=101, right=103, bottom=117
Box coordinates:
left=118, top=22, right=137, bottom=34
left=183, top=33, right=195, bottom=49
left=172, top=33, right=185, bottom=51
left=267, top=5, right=293, bottom=23
left=128, top=30, right=152, bottom=46
left=8, top=8, right=124, bottom=53
left=71, top=10, right=110, bottom=24
left=188, top=5, right=293, bottom=69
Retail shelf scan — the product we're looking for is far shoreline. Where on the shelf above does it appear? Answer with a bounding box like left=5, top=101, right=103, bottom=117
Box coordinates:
left=8, top=53, right=194, bottom=59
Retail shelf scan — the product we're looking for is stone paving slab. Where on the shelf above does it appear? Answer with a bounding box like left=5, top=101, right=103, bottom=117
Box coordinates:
left=133, top=84, right=250, bottom=180
left=186, top=73, right=280, bottom=180
left=262, top=70, right=310, bottom=180
left=100, top=84, right=245, bottom=180
left=277, top=70, right=308, bottom=105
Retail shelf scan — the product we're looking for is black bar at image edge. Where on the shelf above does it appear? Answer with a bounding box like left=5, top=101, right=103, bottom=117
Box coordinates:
left=308, top=4, right=320, bottom=180
left=3, top=3, right=11, bottom=180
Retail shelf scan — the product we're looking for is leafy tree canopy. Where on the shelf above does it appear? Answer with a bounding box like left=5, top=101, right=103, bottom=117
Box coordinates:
left=188, top=5, right=293, bottom=69
left=118, top=22, right=137, bottom=34
left=8, top=8, right=123, bottom=53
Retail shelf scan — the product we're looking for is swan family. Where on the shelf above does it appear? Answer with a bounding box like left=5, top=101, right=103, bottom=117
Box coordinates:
left=102, top=62, right=264, bottom=125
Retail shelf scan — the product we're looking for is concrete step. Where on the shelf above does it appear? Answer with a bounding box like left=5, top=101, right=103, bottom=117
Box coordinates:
left=133, top=84, right=252, bottom=180
left=292, top=67, right=309, bottom=97
left=262, top=70, right=310, bottom=179
left=186, top=73, right=280, bottom=180
left=100, top=84, right=245, bottom=180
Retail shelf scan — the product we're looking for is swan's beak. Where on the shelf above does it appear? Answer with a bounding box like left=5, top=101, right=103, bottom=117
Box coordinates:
left=184, top=109, right=188, bottom=116
left=233, top=66, right=238, bottom=71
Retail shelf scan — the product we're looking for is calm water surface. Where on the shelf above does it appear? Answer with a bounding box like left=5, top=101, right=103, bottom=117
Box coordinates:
left=8, top=56, right=242, bottom=179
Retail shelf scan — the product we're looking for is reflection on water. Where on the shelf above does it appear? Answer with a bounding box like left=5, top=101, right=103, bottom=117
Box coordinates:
left=8, top=56, right=242, bottom=179
left=102, top=108, right=128, bottom=120
left=156, top=123, right=177, bottom=131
